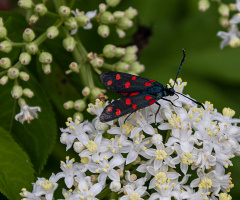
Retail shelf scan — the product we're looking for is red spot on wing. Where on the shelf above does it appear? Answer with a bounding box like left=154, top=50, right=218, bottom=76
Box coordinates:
left=132, top=104, right=137, bottom=109
left=116, top=74, right=121, bottom=80
left=149, top=99, right=156, bottom=105
left=121, top=92, right=129, bottom=96
left=125, top=99, right=131, bottom=105
left=125, top=81, right=131, bottom=88
left=107, top=80, right=112, bottom=85
left=130, top=92, right=139, bottom=96
left=131, top=76, right=136, bottom=80
left=107, top=107, right=112, bottom=112
left=145, top=96, right=153, bottom=100
left=145, top=82, right=152, bottom=86
left=149, top=79, right=156, bottom=82
left=116, top=109, right=121, bottom=115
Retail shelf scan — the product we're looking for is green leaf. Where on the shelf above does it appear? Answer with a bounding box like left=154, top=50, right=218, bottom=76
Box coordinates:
left=0, top=126, right=34, bottom=200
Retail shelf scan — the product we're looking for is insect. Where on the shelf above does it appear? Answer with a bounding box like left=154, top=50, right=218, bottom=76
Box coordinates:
left=99, top=50, right=204, bottom=123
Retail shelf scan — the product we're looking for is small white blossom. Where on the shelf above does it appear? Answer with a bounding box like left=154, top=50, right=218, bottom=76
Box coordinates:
left=15, top=104, right=41, bottom=124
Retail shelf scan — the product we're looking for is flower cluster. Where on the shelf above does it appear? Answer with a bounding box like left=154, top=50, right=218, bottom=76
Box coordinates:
left=21, top=78, right=240, bottom=199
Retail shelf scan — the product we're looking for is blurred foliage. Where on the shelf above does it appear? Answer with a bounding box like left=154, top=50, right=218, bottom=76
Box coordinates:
left=0, top=0, right=240, bottom=199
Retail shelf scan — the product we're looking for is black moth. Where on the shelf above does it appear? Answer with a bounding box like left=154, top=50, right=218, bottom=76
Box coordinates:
left=100, top=50, right=204, bottom=123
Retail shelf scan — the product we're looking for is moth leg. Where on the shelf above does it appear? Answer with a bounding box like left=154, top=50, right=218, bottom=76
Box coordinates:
left=161, top=97, right=181, bottom=108
left=124, top=113, right=133, bottom=123
left=155, top=102, right=161, bottom=124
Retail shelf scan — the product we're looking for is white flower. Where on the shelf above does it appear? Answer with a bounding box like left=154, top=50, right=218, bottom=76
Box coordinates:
left=20, top=188, right=41, bottom=200
left=15, top=104, right=41, bottom=124
left=60, top=188, right=81, bottom=200
left=120, top=184, right=148, bottom=200
left=71, top=9, right=97, bottom=35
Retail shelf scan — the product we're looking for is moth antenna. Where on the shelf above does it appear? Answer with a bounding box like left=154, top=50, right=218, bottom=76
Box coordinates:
left=175, top=92, right=205, bottom=110
left=173, top=49, right=186, bottom=88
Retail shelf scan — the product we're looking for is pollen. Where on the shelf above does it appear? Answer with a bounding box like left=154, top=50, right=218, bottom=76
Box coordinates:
left=41, top=180, right=53, bottom=191
left=155, top=149, right=167, bottom=160
left=122, top=122, right=134, bottom=134
left=198, top=178, right=212, bottom=190
left=130, top=193, right=140, bottom=200
left=155, top=172, right=167, bottom=184
left=222, top=107, right=235, bottom=117
left=87, top=140, right=98, bottom=152
left=182, top=153, right=193, bottom=165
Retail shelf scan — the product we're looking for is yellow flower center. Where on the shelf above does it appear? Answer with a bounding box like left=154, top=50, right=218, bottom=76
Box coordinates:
left=222, top=107, right=235, bottom=117
left=155, top=172, right=167, bottom=184
left=122, top=122, right=134, bottom=134
left=198, top=178, right=212, bottom=190
left=219, top=192, right=232, bottom=200
left=81, top=157, right=89, bottom=164
left=155, top=150, right=167, bottom=160
left=87, top=141, right=98, bottom=152
left=130, top=193, right=140, bottom=200
left=169, top=114, right=181, bottom=127
left=182, top=153, right=193, bottom=165
left=229, top=37, right=240, bottom=48
left=41, top=180, right=53, bottom=191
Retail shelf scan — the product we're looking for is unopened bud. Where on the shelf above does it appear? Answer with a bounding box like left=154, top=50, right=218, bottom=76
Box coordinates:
left=110, top=181, right=121, bottom=192
left=64, top=17, right=78, bottom=30
left=130, top=61, right=145, bottom=73
left=0, top=40, right=12, bottom=53
left=73, top=112, right=84, bottom=122
left=23, top=28, right=35, bottom=42
left=90, top=88, right=101, bottom=100
left=25, top=42, right=38, bottom=54
left=91, top=57, right=104, bottom=68
left=18, top=0, right=33, bottom=9
left=103, top=44, right=116, bottom=58
left=42, top=64, right=51, bottom=74
left=64, top=100, right=74, bottom=109
left=34, top=3, right=48, bottom=16
left=69, top=62, right=79, bottom=72
left=198, top=0, right=210, bottom=12
left=117, top=17, right=133, bottom=30
left=219, top=17, right=229, bottom=28
left=8, top=68, right=19, bottom=79
left=73, top=141, right=85, bottom=153
left=106, top=0, right=121, bottom=7
left=19, top=72, right=29, bottom=81
left=115, top=62, right=130, bottom=72
left=100, top=11, right=114, bottom=24
left=76, top=15, right=90, bottom=27
left=82, top=87, right=90, bottom=96
left=121, top=53, right=137, bottom=64
left=115, top=47, right=126, bottom=57
left=126, top=45, right=138, bottom=54
left=229, top=3, right=238, bottom=11
left=99, top=3, right=107, bottom=13
left=23, top=88, right=34, bottom=98
left=63, top=37, right=76, bottom=52
left=0, top=57, right=11, bottom=69
left=0, top=18, right=3, bottom=27
left=116, top=28, right=126, bottom=38
left=46, top=26, right=59, bottom=39
left=125, top=7, right=138, bottom=19
left=113, top=11, right=125, bottom=19
left=218, top=4, right=229, bottom=17
left=97, top=121, right=109, bottom=131
left=29, top=14, right=39, bottom=24
left=39, top=52, right=52, bottom=63
left=19, top=52, right=31, bottom=65
left=0, top=26, right=7, bottom=38
left=97, top=25, right=110, bottom=38
left=74, top=99, right=86, bottom=111
left=60, top=132, right=68, bottom=144
left=58, top=6, right=71, bottom=17
left=11, top=85, right=23, bottom=99
left=0, top=76, right=8, bottom=85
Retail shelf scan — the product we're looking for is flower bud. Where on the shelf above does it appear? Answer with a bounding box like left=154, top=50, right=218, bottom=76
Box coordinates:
left=90, top=87, right=101, bottom=100
left=121, top=53, right=137, bottom=64
left=74, top=99, right=86, bottom=111
left=29, top=14, right=39, bottom=24
left=8, top=68, right=19, bottom=79
left=198, top=0, right=210, bottom=12
left=19, top=52, right=31, bottom=65
left=125, top=7, right=138, bottom=19
left=0, top=40, right=12, bottom=53
left=34, top=3, right=48, bottom=16
left=0, top=57, right=11, bottom=69
left=23, top=88, right=34, bottom=98
left=58, top=6, right=70, bottom=17
left=115, top=62, right=130, bottom=72
left=0, top=76, right=8, bottom=85
left=97, top=121, right=109, bottom=131
left=100, top=11, right=114, bottom=24
left=0, top=26, right=7, bottom=38
left=229, top=37, right=240, bottom=48
left=82, top=87, right=90, bottom=96
left=39, top=52, right=52, bottom=63
left=103, top=44, right=116, bottom=58
left=113, top=11, right=125, bottom=19
left=218, top=4, right=229, bottom=17
left=229, top=3, right=238, bottom=11
left=115, top=47, right=126, bottom=57
left=60, top=132, right=68, bottom=144
left=151, top=134, right=163, bottom=145
left=0, top=17, right=3, bottom=27
left=76, top=15, right=90, bottom=27
left=46, top=26, right=59, bottom=39
left=73, top=141, right=85, bottom=153
left=42, top=64, right=51, bottom=74
left=219, top=17, right=229, bottom=28
left=97, top=25, right=110, bottom=38
left=23, top=28, right=35, bottom=42
left=91, top=57, right=104, bottom=68
left=106, top=0, right=121, bottom=7
left=110, top=181, right=121, bottom=192
left=126, top=45, right=138, bottom=54
left=116, top=28, right=126, bottom=38
left=19, top=72, right=29, bottom=81
left=18, top=0, right=33, bottom=9
left=99, top=3, right=107, bottom=13
left=11, top=85, right=23, bottom=99
left=69, top=62, right=79, bottom=72
left=25, top=42, right=38, bottom=55
left=130, top=61, right=145, bottom=73
left=117, top=17, right=133, bottom=30
left=64, top=17, right=78, bottom=30
left=73, top=112, right=84, bottom=122
left=63, top=36, right=76, bottom=52
left=63, top=100, right=74, bottom=109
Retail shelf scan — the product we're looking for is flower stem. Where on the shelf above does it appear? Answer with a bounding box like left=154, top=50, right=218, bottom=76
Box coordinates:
left=165, top=129, right=171, bottom=143
left=96, top=184, right=110, bottom=199
left=12, top=43, right=26, bottom=47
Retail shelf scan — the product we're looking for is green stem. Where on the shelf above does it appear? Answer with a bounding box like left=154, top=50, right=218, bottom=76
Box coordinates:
left=69, top=0, right=75, bottom=8
left=96, top=184, right=110, bottom=199
left=165, top=129, right=171, bottom=143
left=0, top=70, right=7, bottom=77
left=12, top=43, right=26, bottom=47
left=46, top=11, right=59, bottom=18
left=103, top=63, right=115, bottom=70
